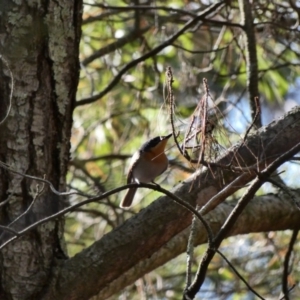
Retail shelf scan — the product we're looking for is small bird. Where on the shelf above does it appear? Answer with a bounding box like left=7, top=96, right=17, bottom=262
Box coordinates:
left=120, top=133, right=172, bottom=208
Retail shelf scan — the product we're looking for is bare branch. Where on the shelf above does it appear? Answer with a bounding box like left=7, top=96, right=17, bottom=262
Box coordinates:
left=184, top=141, right=300, bottom=298
left=76, top=1, right=226, bottom=106
left=0, top=161, right=82, bottom=197
left=81, top=27, right=151, bottom=66
left=0, top=182, right=214, bottom=250
left=8, top=181, right=46, bottom=228
left=239, top=0, right=261, bottom=127
left=282, top=229, right=299, bottom=299
left=0, top=53, right=13, bottom=126
left=217, top=250, right=264, bottom=300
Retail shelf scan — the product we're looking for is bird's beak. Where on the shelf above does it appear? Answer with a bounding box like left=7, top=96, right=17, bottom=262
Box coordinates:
left=163, top=133, right=173, bottom=140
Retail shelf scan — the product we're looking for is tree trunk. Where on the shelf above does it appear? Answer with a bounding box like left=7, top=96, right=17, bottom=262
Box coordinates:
left=0, top=1, right=82, bottom=299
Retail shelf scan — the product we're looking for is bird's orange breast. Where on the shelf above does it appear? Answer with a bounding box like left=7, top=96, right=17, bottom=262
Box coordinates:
left=144, top=138, right=169, bottom=164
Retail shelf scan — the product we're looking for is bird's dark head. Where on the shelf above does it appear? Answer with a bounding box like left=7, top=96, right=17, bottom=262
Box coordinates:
left=141, top=133, right=172, bottom=152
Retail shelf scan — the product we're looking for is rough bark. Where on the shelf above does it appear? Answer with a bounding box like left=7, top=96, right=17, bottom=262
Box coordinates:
left=92, top=190, right=300, bottom=300
left=44, top=106, right=300, bottom=300
left=0, top=1, right=82, bottom=299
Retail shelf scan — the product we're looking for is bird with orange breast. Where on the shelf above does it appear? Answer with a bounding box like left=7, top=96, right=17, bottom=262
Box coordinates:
left=120, top=133, right=172, bottom=208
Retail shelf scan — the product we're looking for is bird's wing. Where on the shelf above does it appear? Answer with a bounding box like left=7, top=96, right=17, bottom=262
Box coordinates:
left=126, top=150, right=141, bottom=184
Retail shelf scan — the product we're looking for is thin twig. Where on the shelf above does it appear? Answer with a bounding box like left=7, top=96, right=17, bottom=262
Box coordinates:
left=266, top=178, right=300, bottom=210
left=217, top=250, right=265, bottom=300
left=0, top=195, right=13, bottom=208
left=185, top=212, right=198, bottom=288
left=200, top=172, right=251, bottom=215
left=198, top=79, right=209, bottom=164
left=172, top=43, right=229, bottom=54
left=0, top=182, right=214, bottom=250
left=0, top=53, right=14, bottom=125
left=76, top=1, right=226, bottom=106
left=282, top=229, right=299, bottom=299
left=184, top=141, right=300, bottom=299
left=83, top=3, right=198, bottom=17
left=0, top=225, right=19, bottom=237
left=279, top=285, right=296, bottom=300
left=8, top=181, right=45, bottom=228
left=166, top=67, right=201, bottom=164
left=166, top=67, right=192, bottom=162
left=229, top=96, right=260, bottom=166
left=81, top=27, right=151, bottom=66
left=0, top=161, right=83, bottom=197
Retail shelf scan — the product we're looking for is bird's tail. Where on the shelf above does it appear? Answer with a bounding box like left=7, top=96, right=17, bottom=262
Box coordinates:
left=120, top=187, right=137, bottom=208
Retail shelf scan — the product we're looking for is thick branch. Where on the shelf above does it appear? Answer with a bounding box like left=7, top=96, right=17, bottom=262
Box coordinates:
left=93, top=191, right=300, bottom=299
left=46, top=106, right=300, bottom=300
